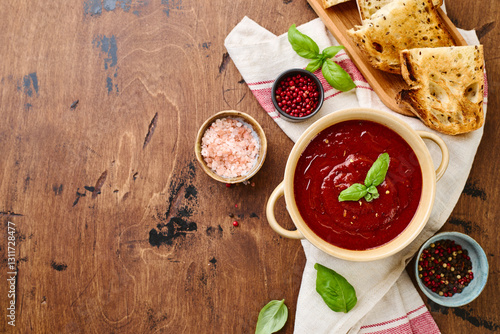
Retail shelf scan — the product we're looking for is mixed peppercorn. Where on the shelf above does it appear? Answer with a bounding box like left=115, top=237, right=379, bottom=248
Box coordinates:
left=418, top=239, right=474, bottom=297
left=275, top=74, right=321, bottom=118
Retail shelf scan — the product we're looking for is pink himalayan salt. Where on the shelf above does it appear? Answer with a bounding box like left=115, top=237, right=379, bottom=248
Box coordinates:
left=201, top=117, right=260, bottom=178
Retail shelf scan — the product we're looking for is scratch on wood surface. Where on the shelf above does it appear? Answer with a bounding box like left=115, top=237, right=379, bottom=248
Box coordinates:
left=92, top=171, right=108, bottom=199
left=70, top=271, right=98, bottom=307
left=0, top=211, right=24, bottom=217
left=72, top=188, right=86, bottom=207
left=143, top=112, right=158, bottom=149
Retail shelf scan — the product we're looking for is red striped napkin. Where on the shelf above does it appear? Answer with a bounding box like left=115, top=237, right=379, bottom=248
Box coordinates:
left=225, top=14, right=486, bottom=334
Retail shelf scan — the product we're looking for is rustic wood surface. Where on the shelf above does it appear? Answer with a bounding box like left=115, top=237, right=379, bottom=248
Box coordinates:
left=0, top=0, right=498, bottom=333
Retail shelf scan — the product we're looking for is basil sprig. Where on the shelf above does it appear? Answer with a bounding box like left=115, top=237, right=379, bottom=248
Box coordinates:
left=288, top=25, right=355, bottom=92
left=338, top=153, right=390, bottom=202
left=315, top=263, right=357, bottom=313
left=255, top=299, right=288, bottom=334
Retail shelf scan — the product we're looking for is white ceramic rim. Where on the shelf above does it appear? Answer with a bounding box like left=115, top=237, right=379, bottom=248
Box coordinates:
left=283, top=108, right=437, bottom=261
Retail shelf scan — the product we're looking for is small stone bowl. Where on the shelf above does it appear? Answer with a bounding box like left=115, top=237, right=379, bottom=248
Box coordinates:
left=415, top=232, right=489, bottom=307
left=271, top=68, right=324, bottom=122
left=194, top=110, right=267, bottom=184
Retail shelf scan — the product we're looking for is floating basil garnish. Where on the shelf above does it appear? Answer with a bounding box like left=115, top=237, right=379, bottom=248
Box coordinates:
left=338, top=153, right=390, bottom=202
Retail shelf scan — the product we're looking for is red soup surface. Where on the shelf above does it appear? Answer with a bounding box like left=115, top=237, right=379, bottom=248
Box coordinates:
left=294, top=120, right=423, bottom=250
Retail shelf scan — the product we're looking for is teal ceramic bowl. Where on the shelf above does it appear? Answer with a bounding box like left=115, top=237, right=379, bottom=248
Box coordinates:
left=415, top=232, right=488, bottom=307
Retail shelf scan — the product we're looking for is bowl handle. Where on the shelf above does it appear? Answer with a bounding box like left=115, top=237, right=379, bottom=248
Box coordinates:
left=417, top=131, right=449, bottom=182
left=266, top=181, right=304, bottom=239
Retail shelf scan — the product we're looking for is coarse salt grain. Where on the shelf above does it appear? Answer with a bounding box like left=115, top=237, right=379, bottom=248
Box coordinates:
left=201, top=117, right=260, bottom=178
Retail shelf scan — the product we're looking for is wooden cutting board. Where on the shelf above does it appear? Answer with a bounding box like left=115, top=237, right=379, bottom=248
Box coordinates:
left=307, top=0, right=468, bottom=116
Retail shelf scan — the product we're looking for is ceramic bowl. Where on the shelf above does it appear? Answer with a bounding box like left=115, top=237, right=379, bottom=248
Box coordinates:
left=266, top=108, right=450, bottom=261
left=271, top=68, right=324, bottom=122
left=195, top=110, right=267, bottom=184
left=415, top=232, right=489, bottom=307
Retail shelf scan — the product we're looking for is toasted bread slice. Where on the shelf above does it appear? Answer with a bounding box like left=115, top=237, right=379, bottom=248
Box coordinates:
left=398, top=45, right=485, bottom=135
left=357, top=0, right=443, bottom=21
left=322, top=0, right=350, bottom=9
left=347, top=0, right=455, bottom=74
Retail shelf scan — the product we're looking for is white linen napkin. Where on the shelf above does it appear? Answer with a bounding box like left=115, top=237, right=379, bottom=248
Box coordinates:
left=225, top=12, right=487, bottom=334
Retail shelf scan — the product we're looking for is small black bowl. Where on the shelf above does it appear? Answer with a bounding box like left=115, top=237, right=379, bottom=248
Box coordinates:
left=271, top=68, right=325, bottom=122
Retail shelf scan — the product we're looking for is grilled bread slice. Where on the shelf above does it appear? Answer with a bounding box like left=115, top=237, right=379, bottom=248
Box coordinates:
left=322, top=0, right=350, bottom=9
left=347, top=0, right=455, bottom=74
left=357, top=0, right=443, bottom=21
left=398, top=45, right=485, bottom=135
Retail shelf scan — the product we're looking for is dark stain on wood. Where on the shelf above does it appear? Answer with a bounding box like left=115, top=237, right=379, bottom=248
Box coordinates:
left=149, top=217, right=197, bottom=247
left=146, top=308, right=168, bottom=331
left=0, top=211, right=24, bottom=217
left=149, top=162, right=198, bottom=247
left=72, top=188, right=86, bottom=206
left=92, top=171, right=107, bottom=199
left=429, top=300, right=500, bottom=331
left=177, top=206, right=194, bottom=218
left=463, top=181, right=487, bottom=200
left=21, top=72, right=39, bottom=97
left=24, top=176, right=31, bottom=191
left=84, top=186, right=95, bottom=192
left=70, top=100, right=79, bottom=110
left=218, top=52, right=230, bottom=73
left=447, top=218, right=482, bottom=234
left=184, top=185, right=197, bottom=199
left=162, top=0, right=183, bottom=17
left=250, top=212, right=259, bottom=219
left=84, top=0, right=102, bottom=16
left=209, top=257, right=217, bottom=268
left=52, top=184, right=64, bottom=196
left=51, top=261, right=68, bottom=271
left=476, top=21, right=496, bottom=40
left=453, top=307, right=500, bottom=331
left=133, top=172, right=139, bottom=181
left=206, top=225, right=223, bottom=238
left=25, top=103, right=33, bottom=111
left=92, top=35, right=119, bottom=93
left=143, top=112, right=158, bottom=149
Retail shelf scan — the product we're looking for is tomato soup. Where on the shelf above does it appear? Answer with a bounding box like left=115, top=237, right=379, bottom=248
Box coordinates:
left=293, top=120, right=422, bottom=250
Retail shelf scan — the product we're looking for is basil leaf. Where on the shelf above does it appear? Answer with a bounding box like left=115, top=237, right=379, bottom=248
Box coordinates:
left=287, top=24, right=320, bottom=59
left=367, top=185, right=378, bottom=194
left=322, top=46, right=344, bottom=59
left=338, top=183, right=367, bottom=202
left=364, top=186, right=379, bottom=202
left=255, top=299, right=288, bottom=334
left=364, top=153, right=390, bottom=187
left=314, top=263, right=357, bottom=313
left=321, top=59, right=356, bottom=92
left=305, top=57, right=324, bottom=73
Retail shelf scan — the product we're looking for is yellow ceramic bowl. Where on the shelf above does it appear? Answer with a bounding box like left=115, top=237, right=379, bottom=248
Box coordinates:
left=195, top=110, right=267, bottom=184
left=266, top=108, right=449, bottom=261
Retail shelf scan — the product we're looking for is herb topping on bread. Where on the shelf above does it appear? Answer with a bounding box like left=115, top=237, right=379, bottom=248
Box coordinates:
left=322, top=0, right=350, bottom=9
left=348, top=0, right=456, bottom=74
left=398, top=45, right=485, bottom=135
left=356, top=0, right=443, bottom=21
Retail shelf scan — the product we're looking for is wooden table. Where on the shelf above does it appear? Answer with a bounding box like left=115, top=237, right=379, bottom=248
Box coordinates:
left=0, top=1, right=498, bottom=333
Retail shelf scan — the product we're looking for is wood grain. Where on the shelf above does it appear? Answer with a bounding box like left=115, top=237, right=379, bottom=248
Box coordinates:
left=0, top=0, right=498, bottom=333
left=307, top=0, right=468, bottom=116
